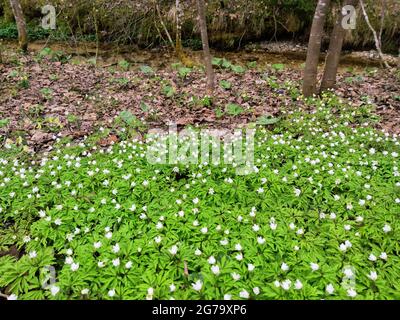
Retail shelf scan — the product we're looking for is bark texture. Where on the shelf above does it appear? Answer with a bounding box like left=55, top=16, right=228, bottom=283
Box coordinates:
left=9, top=0, right=28, bottom=52
left=303, top=0, right=331, bottom=97
left=196, top=0, right=215, bottom=94
left=320, top=0, right=358, bottom=92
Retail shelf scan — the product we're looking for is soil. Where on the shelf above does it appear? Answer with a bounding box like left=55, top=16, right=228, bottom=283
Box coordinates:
left=0, top=41, right=399, bottom=153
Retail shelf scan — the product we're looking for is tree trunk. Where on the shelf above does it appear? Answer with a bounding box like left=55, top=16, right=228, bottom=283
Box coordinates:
left=196, top=0, right=215, bottom=94
left=302, top=0, right=331, bottom=97
left=176, top=0, right=184, bottom=59
left=320, top=0, right=358, bottom=92
left=9, top=0, right=28, bottom=52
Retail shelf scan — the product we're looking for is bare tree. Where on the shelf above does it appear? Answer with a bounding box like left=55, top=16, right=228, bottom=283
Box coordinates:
left=303, top=0, right=331, bottom=97
left=9, top=0, right=28, bottom=52
left=196, top=0, right=215, bottom=94
left=359, top=0, right=390, bottom=68
left=320, top=0, right=358, bottom=92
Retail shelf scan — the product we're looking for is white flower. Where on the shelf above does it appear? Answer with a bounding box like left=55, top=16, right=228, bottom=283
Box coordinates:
left=347, top=288, right=357, bottom=298
left=345, top=240, right=352, bottom=248
left=310, top=262, right=319, bottom=271
left=253, top=287, right=260, bottom=295
left=94, top=241, right=102, bottom=249
left=169, top=245, right=178, bottom=255
left=343, top=268, right=354, bottom=278
left=270, top=222, right=277, bottom=230
left=339, top=243, right=347, bottom=252
left=231, top=272, right=241, bottom=281
left=71, top=262, right=79, bottom=271
left=368, top=254, right=377, bottom=261
left=211, top=265, right=220, bottom=275
left=208, top=256, right=216, bottom=264
left=274, top=280, right=280, bottom=288
left=248, top=264, right=255, bottom=272
left=81, top=289, right=89, bottom=295
left=193, top=197, right=199, bottom=204
left=112, top=258, right=120, bottom=267
left=50, top=285, right=60, bottom=296
left=154, top=236, right=162, bottom=244
left=105, top=232, right=113, bottom=239
left=239, top=290, right=249, bottom=299
left=235, top=253, right=243, bottom=261
left=125, top=261, right=132, bottom=269
left=235, top=243, right=242, bottom=251
left=29, top=251, right=37, bottom=259
left=379, top=252, right=387, bottom=260
left=356, top=216, right=364, bottom=222
left=54, top=218, right=62, bottom=226
left=200, top=227, right=208, bottom=234
left=326, top=284, right=335, bottom=295
left=281, top=279, right=292, bottom=290
left=294, top=279, right=303, bottom=290
left=112, top=243, right=120, bottom=253
left=368, top=271, right=378, bottom=281
left=66, top=249, right=73, bottom=255
left=98, top=261, right=105, bottom=268
left=296, top=228, right=304, bottom=235
left=383, top=224, right=392, bottom=233
left=156, top=222, right=164, bottom=230
left=224, top=294, right=232, bottom=300
left=192, top=280, right=203, bottom=291
left=108, top=289, right=116, bottom=297
left=252, top=224, right=260, bottom=232
left=294, top=188, right=301, bottom=197
left=281, top=262, right=289, bottom=271
left=194, top=249, right=202, bottom=256
left=257, top=237, right=266, bottom=244
left=7, top=294, right=18, bottom=300
left=169, top=284, right=176, bottom=292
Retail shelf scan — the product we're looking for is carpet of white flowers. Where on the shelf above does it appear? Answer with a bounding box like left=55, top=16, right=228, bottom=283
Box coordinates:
left=0, top=94, right=399, bottom=300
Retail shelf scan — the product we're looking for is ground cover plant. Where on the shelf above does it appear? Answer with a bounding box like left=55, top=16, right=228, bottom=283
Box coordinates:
left=0, top=93, right=399, bottom=300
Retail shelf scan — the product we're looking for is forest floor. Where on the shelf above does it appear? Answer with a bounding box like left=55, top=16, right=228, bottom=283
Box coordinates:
left=1, top=42, right=400, bottom=300
left=0, top=41, right=399, bottom=153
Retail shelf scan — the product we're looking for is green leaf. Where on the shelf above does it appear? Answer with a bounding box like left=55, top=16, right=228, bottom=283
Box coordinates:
left=219, top=80, right=232, bottom=90
left=225, top=103, right=244, bottom=116
left=256, top=116, right=280, bottom=125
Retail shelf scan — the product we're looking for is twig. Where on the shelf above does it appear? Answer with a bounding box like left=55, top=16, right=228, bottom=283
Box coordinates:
left=359, top=0, right=390, bottom=68
left=155, top=0, right=174, bottom=48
